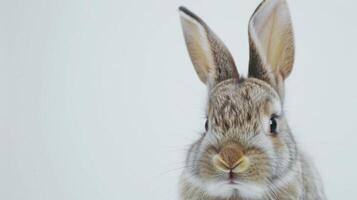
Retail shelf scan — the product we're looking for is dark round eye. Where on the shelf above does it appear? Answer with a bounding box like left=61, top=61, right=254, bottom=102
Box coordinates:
left=269, top=116, right=278, bottom=134
left=205, top=119, right=209, bottom=131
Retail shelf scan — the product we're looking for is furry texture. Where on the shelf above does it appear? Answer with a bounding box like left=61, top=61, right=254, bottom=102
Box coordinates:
left=178, top=0, right=326, bottom=199
left=179, top=79, right=325, bottom=199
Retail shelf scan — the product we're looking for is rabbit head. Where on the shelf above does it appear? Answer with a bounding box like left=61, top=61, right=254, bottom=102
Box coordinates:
left=179, top=0, right=297, bottom=198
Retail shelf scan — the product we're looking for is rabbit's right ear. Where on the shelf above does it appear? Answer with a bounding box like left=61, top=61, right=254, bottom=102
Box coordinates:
left=179, top=7, right=239, bottom=88
left=248, top=0, right=294, bottom=98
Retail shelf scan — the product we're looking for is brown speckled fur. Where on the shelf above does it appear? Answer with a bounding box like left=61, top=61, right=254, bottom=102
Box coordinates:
left=178, top=0, right=326, bottom=199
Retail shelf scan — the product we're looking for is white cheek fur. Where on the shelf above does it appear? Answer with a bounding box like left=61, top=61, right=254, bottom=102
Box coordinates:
left=182, top=170, right=235, bottom=198
left=182, top=170, right=268, bottom=199
left=233, top=182, right=267, bottom=199
left=182, top=161, right=300, bottom=199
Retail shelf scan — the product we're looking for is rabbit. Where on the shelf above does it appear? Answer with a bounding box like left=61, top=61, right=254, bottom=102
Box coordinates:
left=178, top=0, right=326, bottom=199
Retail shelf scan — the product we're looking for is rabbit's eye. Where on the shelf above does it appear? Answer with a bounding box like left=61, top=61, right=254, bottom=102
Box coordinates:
left=205, top=119, right=209, bottom=131
left=269, top=116, right=278, bottom=134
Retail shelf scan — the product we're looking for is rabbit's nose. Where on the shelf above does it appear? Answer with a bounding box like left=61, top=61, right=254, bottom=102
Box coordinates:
left=213, top=144, right=249, bottom=173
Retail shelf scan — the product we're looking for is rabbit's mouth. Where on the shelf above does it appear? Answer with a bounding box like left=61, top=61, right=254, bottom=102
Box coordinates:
left=225, top=172, right=245, bottom=185
left=182, top=169, right=269, bottom=199
left=228, top=171, right=238, bottom=184
left=228, top=171, right=236, bottom=184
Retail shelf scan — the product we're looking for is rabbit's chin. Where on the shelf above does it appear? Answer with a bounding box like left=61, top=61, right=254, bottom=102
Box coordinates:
left=182, top=170, right=268, bottom=199
left=182, top=163, right=300, bottom=199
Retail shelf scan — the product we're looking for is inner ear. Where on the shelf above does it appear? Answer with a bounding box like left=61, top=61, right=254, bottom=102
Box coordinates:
left=247, top=0, right=295, bottom=98
left=179, top=6, right=239, bottom=88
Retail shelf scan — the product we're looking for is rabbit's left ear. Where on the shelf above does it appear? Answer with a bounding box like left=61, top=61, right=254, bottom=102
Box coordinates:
left=248, top=0, right=294, bottom=97
left=179, top=7, right=239, bottom=88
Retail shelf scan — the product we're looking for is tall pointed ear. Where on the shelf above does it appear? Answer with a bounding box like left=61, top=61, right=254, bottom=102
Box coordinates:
left=179, top=7, right=239, bottom=88
left=248, top=0, right=294, bottom=97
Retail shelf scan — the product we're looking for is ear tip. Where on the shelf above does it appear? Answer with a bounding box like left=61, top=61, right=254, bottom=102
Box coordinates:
left=178, top=6, right=188, bottom=12
left=178, top=6, right=189, bottom=19
left=178, top=6, right=191, bottom=17
left=178, top=6, right=205, bottom=25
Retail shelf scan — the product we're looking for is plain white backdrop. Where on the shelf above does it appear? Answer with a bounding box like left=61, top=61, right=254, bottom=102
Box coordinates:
left=1, top=0, right=356, bottom=199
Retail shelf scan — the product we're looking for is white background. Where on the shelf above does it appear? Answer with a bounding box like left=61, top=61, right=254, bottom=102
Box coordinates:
left=1, top=0, right=356, bottom=199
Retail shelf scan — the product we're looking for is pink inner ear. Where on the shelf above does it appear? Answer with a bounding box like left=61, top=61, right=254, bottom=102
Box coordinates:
left=179, top=6, right=239, bottom=88
left=249, top=0, right=294, bottom=79
left=179, top=8, right=215, bottom=84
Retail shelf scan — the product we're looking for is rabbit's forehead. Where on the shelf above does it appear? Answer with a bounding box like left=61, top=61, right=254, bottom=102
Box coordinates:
left=209, top=78, right=279, bottom=108
left=208, top=78, right=280, bottom=133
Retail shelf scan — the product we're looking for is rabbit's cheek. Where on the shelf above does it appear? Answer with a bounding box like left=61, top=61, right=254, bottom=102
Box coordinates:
left=271, top=135, right=286, bottom=152
left=243, top=148, right=271, bottom=181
